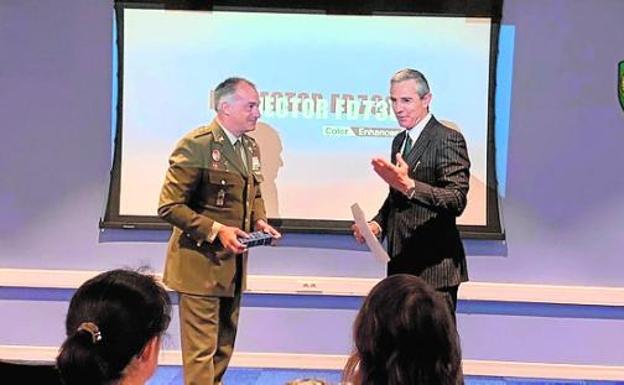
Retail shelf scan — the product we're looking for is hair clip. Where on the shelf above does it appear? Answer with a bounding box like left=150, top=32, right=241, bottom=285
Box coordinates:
left=77, top=322, right=102, bottom=344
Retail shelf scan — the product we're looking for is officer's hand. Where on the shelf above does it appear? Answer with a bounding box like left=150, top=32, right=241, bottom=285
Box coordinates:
left=217, top=225, right=248, bottom=254
left=255, top=219, right=282, bottom=244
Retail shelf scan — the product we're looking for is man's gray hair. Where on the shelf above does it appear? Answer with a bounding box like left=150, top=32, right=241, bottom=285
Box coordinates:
left=213, top=77, right=257, bottom=112
left=390, top=68, right=430, bottom=98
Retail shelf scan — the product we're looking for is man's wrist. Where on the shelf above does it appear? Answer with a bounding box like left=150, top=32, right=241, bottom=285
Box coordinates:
left=404, top=179, right=416, bottom=199
left=207, top=221, right=223, bottom=243
left=369, top=221, right=382, bottom=237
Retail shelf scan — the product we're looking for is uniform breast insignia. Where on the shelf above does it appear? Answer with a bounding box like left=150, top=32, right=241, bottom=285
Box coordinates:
left=212, top=149, right=221, bottom=162
left=211, top=148, right=223, bottom=169
left=251, top=156, right=261, bottom=172
left=216, top=189, right=225, bottom=207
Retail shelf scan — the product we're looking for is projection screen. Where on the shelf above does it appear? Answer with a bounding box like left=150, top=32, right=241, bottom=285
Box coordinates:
left=102, top=1, right=503, bottom=238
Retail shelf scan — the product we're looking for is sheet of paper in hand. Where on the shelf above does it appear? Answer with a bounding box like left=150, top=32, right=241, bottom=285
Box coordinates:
left=351, top=203, right=390, bottom=263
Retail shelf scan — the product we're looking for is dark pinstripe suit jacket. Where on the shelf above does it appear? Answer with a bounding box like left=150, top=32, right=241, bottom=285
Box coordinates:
left=373, top=116, right=470, bottom=289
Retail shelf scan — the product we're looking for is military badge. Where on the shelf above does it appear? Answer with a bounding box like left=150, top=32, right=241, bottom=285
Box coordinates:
left=212, top=149, right=221, bottom=162
left=252, top=156, right=261, bottom=171
left=619, top=60, right=624, bottom=112
left=216, top=189, right=225, bottom=207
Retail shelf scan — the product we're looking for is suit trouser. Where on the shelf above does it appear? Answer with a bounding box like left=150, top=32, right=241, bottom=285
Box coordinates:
left=436, top=284, right=464, bottom=385
left=436, top=284, right=459, bottom=319
left=178, top=290, right=242, bottom=385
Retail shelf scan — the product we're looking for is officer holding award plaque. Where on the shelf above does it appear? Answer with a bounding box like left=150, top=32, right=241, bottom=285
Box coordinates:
left=158, top=77, right=281, bottom=385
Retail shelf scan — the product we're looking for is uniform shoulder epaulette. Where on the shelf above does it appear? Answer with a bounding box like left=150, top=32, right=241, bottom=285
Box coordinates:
left=191, top=124, right=216, bottom=139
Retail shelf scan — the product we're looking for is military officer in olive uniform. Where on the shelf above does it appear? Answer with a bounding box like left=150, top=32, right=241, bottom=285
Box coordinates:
left=158, top=77, right=281, bottom=385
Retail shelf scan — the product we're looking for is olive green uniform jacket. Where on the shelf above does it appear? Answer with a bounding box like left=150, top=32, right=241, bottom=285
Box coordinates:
left=158, top=120, right=266, bottom=297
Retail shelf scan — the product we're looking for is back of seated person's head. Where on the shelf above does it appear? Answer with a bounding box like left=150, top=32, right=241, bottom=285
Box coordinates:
left=343, top=274, right=461, bottom=385
left=56, top=269, right=171, bottom=385
left=286, top=378, right=330, bottom=385
left=0, top=360, right=63, bottom=385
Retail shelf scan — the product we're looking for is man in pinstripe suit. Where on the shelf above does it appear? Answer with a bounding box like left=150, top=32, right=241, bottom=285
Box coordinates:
left=353, top=68, right=470, bottom=315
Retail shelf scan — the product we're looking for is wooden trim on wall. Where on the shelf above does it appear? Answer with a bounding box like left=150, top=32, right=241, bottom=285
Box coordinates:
left=1, top=268, right=624, bottom=306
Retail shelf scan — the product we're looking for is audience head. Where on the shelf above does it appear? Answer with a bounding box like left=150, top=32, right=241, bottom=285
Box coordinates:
left=343, top=274, right=461, bottom=385
left=285, top=378, right=330, bottom=385
left=56, top=269, right=171, bottom=385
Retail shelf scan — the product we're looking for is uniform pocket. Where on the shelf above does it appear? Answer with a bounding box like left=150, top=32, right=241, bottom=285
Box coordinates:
left=207, top=169, right=241, bottom=186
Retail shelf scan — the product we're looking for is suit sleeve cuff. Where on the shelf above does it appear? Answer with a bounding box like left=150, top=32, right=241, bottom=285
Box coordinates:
left=369, top=220, right=382, bottom=238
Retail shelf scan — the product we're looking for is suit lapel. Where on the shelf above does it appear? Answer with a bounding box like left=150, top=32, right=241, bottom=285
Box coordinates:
left=403, top=117, right=436, bottom=166
left=213, top=123, right=248, bottom=176
left=391, top=131, right=406, bottom=164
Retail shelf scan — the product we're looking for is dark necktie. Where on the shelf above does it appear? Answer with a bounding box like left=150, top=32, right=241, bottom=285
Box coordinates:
left=234, top=139, right=247, bottom=171
left=403, top=134, right=413, bottom=157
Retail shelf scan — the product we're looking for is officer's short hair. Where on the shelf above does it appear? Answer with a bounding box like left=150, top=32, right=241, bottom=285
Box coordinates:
left=213, top=77, right=257, bottom=112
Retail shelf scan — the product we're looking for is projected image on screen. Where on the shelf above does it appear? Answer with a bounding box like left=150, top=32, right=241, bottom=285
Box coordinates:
left=108, top=5, right=500, bottom=235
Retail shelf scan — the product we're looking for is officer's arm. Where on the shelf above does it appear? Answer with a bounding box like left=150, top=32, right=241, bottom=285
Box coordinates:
left=158, top=137, right=215, bottom=244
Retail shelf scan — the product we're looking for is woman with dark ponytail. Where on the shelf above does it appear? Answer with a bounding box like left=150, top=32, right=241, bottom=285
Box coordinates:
left=343, top=274, right=462, bottom=385
left=56, top=269, right=171, bottom=385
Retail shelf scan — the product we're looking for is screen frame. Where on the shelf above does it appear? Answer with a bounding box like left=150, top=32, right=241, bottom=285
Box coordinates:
left=101, top=0, right=505, bottom=240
